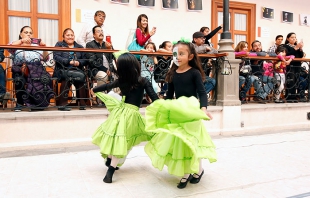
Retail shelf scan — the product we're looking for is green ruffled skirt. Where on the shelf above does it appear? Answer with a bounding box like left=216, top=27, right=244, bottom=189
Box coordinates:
left=92, top=92, right=152, bottom=164
left=144, top=96, right=217, bottom=177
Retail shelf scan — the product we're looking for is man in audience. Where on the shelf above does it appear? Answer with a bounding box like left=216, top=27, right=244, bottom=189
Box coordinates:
left=77, top=10, right=111, bottom=48
left=85, top=26, right=113, bottom=88
left=0, top=48, right=10, bottom=106
left=268, top=35, right=283, bottom=53
left=192, top=31, right=216, bottom=96
left=250, top=40, right=275, bottom=103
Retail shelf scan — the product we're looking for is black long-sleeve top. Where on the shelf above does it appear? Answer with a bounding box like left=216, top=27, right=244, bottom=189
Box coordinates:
left=166, top=68, right=208, bottom=108
left=204, top=26, right=222, bottom=46
left=283, top=44, right=304, bottom=66
left=53, top=41, right=87, bottom=71
left=85, top=40, right=113, bottom=75
left=93, top=77, right=159, bottom=107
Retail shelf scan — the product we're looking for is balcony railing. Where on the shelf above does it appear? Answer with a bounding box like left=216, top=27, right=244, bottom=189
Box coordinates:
left=0, top=45, right=227, bottom=111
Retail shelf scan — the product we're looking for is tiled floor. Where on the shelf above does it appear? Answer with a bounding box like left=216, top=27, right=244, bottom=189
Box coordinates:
left=1, top=130, right=310, bottom=198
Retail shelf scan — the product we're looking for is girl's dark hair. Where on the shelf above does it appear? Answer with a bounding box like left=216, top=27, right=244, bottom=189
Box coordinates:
left=144, top=42, right=157, bottom=51
left=165, top=41, right=205, bottom=83
left=285, top=32, right=297, bottom=45
left=137, top=14, right=149, bottom=35
left=275, top=45, right=288, bottom=54
left=19, top=26, right=32, bottom=39
left=62, top=28, right=74, bottom=37
left=116, top=53, right=141, bottom=94
left=199, top=26, right=209, bottom=33
left=159, top=41, right=171, bottom=49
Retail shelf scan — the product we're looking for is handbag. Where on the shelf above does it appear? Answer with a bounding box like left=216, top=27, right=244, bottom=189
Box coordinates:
left=127, top=32, right=144, bottom=59
left=59, top=67, right=86, bottom=83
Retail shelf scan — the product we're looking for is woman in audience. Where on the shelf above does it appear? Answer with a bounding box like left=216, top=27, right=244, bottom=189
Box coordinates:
left=283, top=32, right=306, bottom=102
left=135, top=14, right=156, bottom=48
left=234, top=41, right=259, bottom=104
left=53, top=28, right=87, bottom=111
left=9, top=26, right=51, bottom=111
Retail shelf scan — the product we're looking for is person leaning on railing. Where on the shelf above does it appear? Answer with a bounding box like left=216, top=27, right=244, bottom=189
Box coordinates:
left=0, top=48, right=10, bottom=106
left=9, top=26, right=50, bottom=111
left=283, top=32, right=307, bottom=102
left=53, top=28, right=88, bottom=111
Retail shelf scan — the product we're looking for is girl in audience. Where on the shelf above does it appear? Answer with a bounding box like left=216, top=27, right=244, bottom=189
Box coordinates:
left=140, top=42, right=158, bottom=94
left=91, top=53, right=158, bottom=184
left=144, top=40, right=216, bottom=189
left=273, top=45, right=294, bottom=103
left=155, top=41, right=173, bottom=98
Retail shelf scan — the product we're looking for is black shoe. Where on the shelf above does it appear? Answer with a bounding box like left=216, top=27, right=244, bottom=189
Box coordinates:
left=58, top=107, right=71, bottom=111
left=177, top=174, right=193, bottom=189
left=103, top=166, right=116, bottom=183
left=253, top=96, right=266, bottom=104
left=105, top=158, right=119, bottom=170
left=299, top=98, right=308, bottom=102
left=190, top=170, right=204, bottom=184
left=79, top=106, right=86, bottom=110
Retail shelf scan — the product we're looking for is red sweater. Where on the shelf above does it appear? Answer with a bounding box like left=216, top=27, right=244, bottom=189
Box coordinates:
left=136, top=28, right=151, bottom=46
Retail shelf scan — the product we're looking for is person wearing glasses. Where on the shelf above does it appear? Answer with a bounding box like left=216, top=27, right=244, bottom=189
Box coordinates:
left=77, top=10, right=111, bottom=48
left=192, top=31, right=217, bottom=97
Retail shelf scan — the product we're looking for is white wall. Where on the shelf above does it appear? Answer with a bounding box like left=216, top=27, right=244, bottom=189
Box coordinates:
left=71, top=0, right=211, bottom=50
left=71, top=0, right=310, bottom=56
left=231, top=0, right=310, bottom=56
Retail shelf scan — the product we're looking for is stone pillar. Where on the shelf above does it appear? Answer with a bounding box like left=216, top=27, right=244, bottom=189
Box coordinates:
left=215, top=0, right=243, bottom=135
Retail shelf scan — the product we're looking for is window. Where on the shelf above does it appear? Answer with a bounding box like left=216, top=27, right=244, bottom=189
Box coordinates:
left=0, top=0, right=71, bottom=46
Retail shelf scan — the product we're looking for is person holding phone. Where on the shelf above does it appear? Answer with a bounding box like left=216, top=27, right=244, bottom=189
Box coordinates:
left=85, top=26, right=114, bottom=89
left=9, top=26, right=51, bottom=111
left=283, top=32, right=306, bottom=102
left=77, top=10, right=111, bottom=48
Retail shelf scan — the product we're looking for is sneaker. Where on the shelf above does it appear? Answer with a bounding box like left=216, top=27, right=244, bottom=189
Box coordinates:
left=274, top=99, right=284, bottom=103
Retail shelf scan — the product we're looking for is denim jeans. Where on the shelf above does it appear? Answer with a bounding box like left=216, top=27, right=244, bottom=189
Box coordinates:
left=256, top=75, right=274, bottom=99
left=0, top=65, right=6, bottom=95
left=204, top=76, right=216, bottom=94
left=299, top=76, right=309, bottom=98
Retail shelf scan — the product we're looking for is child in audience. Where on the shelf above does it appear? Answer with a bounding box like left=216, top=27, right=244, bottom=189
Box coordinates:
left=155, top=41, right=173, bottom=98
left=140, top=42, right=159, bottom=94
left=273, top=45, right=294, bottom=103
left=144, top=40, right=216, bottom=189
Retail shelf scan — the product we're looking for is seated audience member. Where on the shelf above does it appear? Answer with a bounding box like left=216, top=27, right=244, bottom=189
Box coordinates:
left=77, top=10, right=111, bottom=48
left=85, top=25, right=113, bottom=88
left=234, top=41, right=261, bottom=104
left=53, top=28, right=87, bottom=111
left=200, top=24, right=222, bottom=47
left=250, top=40, right=275, bottom=103
left=9, top=26, right=52, bottom=111
left=0, top=48, right=10, bottom=106
left=268, top=35, right=283, bottom=53
left=192, top=31, right=216, bottom=95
